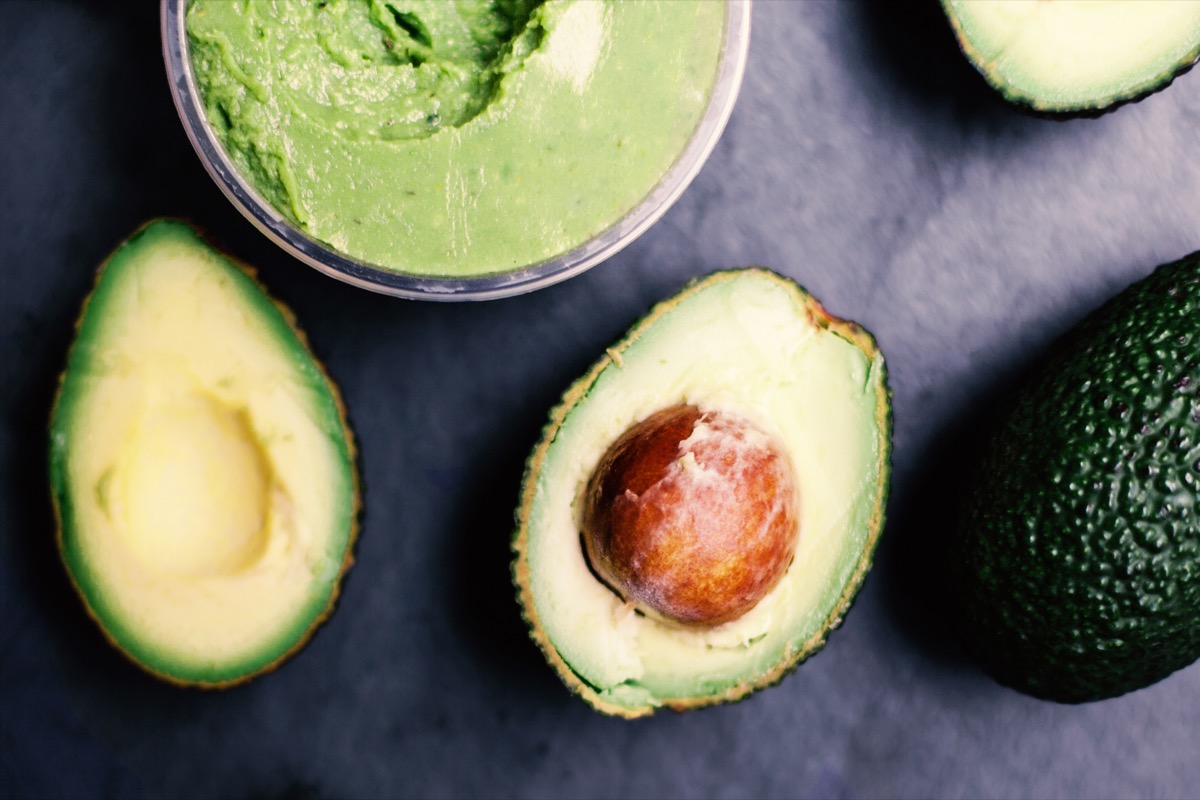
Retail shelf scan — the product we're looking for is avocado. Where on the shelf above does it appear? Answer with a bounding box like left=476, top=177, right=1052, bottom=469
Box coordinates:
left=953, top=253, right=1200, bottom=702
left=942, top=0, right=1200, bottom=115
left=513, top=269, right=891, bottom=717
left=50, top=220, right=359, bottom=687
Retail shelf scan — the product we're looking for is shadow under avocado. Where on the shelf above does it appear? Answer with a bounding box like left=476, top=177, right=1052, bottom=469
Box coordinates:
left=848, top=0, right=1070, bottom=139
left=873, top=393, right=1001, bottom=669
left=853, top=0, right=1003, bottom=115
left=438, top=375, right=583, bottom=709
left=874, top=294, right=1121, bottom=670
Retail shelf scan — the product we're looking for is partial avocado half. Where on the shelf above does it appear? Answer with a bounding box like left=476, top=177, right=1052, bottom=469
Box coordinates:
left=513, top=269, right=891, bottom=717
left=50, top=219, right=359, bottom=687
left=943, top=0, right=1200, bottom=115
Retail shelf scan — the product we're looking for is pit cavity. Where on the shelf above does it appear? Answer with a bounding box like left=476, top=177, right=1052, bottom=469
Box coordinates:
left=114, top=393, right=271, bottom=579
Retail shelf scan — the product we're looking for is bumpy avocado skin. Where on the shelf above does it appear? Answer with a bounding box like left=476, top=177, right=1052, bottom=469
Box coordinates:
left=940, top=0, right=1200, bottom=118
left=50, top=219, right=360, bottom=688
left=513, top=268, right=892, bottom=717
left=954, top=254, right=1200, bottom=702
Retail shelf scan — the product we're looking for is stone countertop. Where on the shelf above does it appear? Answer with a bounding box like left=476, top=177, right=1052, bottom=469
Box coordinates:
left=3, top=2, right=1199, bottom=797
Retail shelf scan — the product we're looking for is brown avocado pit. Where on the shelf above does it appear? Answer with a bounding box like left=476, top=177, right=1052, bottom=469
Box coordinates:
left=581, top=403, right=799, bottom=628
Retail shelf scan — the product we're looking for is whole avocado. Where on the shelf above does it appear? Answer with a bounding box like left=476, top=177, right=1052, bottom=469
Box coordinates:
left=954, top=253, right=1200, bottom=702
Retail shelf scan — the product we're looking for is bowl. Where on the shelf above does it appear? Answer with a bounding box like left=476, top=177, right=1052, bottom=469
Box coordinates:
left=162, top=0, right=750, bottom=301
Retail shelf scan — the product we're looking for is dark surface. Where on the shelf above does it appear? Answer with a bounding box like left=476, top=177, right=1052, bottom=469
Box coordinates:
left=5, top=1, right=1200, bottom=798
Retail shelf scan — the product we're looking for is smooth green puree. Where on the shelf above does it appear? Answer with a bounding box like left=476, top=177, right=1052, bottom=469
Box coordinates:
left=187, top=0, right=727, bottom=277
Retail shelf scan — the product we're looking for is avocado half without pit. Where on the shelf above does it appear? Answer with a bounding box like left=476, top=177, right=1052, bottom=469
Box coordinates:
left=50, top=220, right=359, bottom=687
left=943, top=0, right=1200, bottom=114
left=513, top=269, right=891, bottom=717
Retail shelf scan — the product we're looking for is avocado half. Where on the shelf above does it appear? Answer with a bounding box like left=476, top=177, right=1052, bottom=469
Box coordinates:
left=943, top=0, right=1200, bottom=115
left=50, top=220, right=359, bottom=687
left=513, top=269, right=891, bottom=717
left=953, top=253, right=1200, bottom=703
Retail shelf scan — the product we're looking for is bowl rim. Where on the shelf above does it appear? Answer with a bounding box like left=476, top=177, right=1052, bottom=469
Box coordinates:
left=162, top=0, right=751, bottom=301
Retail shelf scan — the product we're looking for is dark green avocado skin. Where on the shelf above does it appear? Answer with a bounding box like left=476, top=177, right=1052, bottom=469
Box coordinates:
left=954, top=254, right=1200, bottom=702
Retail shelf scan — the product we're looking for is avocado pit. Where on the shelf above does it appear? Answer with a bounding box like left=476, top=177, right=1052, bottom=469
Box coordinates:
left=581, top=404, right=799, bottom=628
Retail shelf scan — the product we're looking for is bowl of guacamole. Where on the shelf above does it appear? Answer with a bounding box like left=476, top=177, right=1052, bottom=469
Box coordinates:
left=163, top=0, right=749, bottom=300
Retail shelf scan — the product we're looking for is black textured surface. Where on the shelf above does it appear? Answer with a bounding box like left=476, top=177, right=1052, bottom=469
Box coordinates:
left=7, top=1, right=1200, bottom=798
left=955, top=255, right=1200, bottom=703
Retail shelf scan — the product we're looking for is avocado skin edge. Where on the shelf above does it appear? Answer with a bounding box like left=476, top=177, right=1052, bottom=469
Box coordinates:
left=511, top=268, right=893, bottom=718
left=939, top=0, right=1200, bottom=119
left=48, top=218, right=362, bottom=689
left=953, top=253, right=1200, bottom=703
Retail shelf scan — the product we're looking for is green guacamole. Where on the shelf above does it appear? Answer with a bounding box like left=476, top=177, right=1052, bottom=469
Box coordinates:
left=187, top=0, right=727, bottom=277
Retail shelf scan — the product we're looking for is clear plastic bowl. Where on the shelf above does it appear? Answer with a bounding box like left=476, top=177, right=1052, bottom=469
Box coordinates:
left=162, top=0, right=750, bottom=301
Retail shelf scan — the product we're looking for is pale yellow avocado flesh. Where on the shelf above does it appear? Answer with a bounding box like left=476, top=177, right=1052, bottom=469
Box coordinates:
left=50, top=221, right=356, bottom=685
left=945, top=0, right=1200, bottom=110
left=516, top=270, right=890, bottom=716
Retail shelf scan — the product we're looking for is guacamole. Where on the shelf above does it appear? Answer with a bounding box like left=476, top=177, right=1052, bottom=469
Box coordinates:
left=186, top=0, right=727, bottom=277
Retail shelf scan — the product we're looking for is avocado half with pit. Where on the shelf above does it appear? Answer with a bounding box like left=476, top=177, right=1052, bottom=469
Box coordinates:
left=50, top=220, right=358, bottom=687
left=943, top=0, right=1200, bottom=114
left=513, top=269, right=891, bottom=717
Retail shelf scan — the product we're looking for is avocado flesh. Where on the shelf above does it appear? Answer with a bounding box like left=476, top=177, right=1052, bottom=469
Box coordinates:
left=50, top=220, right=357, bottom=686
left=944, top=0, right=1200, bottom=113
left=954, top=253, right=1200, bottom=702
left=515, top=270, right=890, bottom=716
